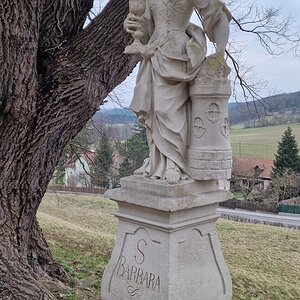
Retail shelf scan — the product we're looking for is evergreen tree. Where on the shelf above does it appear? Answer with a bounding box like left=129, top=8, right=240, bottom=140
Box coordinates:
left=272, top=126, right=300, bottom=177
left=117, top=124, right=149, bottom=177
left=133, top=123, right=147, bottom=143
left=53, top=151, right=68, bottom=185
left=118, top=158, right=133, bottom=178
left=93, top=131, right=113, bottom=187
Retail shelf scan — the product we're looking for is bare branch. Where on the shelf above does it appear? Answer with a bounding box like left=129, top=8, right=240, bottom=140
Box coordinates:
left=228, top=2, right=300, bottom=57
left=195, top=2, right=300, bottom=117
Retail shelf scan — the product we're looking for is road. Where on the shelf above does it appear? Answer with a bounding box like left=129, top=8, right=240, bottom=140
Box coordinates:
left=217, top=207, right=300, bottom=229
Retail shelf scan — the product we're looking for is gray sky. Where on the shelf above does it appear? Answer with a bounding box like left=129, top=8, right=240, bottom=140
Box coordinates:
left=99, top=0, right=300, bottom=109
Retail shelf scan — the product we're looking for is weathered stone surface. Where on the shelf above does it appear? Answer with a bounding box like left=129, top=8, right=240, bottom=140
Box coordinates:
left=102, top=0, right=234, bottom=298
left=123, top=0, right=232, bottom=184
left=187, top=71, right=232, bottom=180
left=101, top=176, right=233, bottom=300
left=104, top=176, right=229, bottom=212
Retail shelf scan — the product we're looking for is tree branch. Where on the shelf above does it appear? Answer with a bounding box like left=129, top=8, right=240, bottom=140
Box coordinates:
left=230, top=3, right=300, bottom=57
left=39, top=0, right=93, bottom=53
left=195, top=2, right=300, bottom=115
left=29, top=0, right=139, bottom=192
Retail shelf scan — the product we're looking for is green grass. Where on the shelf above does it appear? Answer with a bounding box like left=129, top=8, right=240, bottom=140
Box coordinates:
left=218, top=221, right=300, bottom=300
left=38, top=193, right=118, bottom=299
left=230, top=123, right=300, bottom=160
left=232, top=191, right=244, bottom=201
left=38, top=193, right=300, bottom=300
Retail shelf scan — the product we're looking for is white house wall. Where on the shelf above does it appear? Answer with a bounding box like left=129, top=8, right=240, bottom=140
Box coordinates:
left=65, top=157, right=92, bottom=187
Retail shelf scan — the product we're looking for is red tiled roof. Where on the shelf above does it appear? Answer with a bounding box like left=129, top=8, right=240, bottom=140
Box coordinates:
left=232, top=157, right=273, bottom=179
left=64, top=151, right=96, bottom=168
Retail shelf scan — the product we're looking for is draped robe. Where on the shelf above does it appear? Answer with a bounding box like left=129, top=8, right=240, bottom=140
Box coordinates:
left=130, top=0, right=231, bottom=179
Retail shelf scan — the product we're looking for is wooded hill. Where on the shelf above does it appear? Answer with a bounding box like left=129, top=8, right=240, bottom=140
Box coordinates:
left=93, top=107, right=137, bottom=124
left=229, top=91, right=300, bottom=127
left=96, top=91, right=300, bottom=127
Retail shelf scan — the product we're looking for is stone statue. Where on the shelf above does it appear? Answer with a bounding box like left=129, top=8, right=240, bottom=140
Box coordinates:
left=124, top=0, right=232, bottom=184
left=102, top=4, right=233, bottom=297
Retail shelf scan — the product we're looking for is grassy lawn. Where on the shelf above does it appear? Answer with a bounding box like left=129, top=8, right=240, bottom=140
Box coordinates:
left=38, top=193, right=300, bottom=300
left=230, top=123, right=300, bottom=160
left=232, top=191, right=244, bottom=201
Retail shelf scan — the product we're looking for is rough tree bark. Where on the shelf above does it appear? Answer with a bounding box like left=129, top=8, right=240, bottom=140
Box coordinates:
left=0, top=0, right=138, bottom=298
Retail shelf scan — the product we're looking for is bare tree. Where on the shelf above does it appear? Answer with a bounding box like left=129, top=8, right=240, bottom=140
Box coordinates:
left=201, top=1, right=300, bottom=114
left=0, top=0, right=138, bottom=298
left=230, top=1, right=299, bottom=109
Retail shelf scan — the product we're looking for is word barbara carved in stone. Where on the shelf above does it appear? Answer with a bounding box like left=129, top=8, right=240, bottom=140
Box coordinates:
left=116, top=256, right=161, bottom=293
left=124, top=0, right=232, bottom=184
left=105, top=229, right=162, bottom=299
left=115, top=238, right=161, bottom=293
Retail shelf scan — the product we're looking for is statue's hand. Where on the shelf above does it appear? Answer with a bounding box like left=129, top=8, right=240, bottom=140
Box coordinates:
left=124, top=13, right=141, bottom=34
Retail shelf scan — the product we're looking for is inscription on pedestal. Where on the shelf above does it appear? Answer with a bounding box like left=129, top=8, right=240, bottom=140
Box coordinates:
left=109, top=228, right=161, bottom=299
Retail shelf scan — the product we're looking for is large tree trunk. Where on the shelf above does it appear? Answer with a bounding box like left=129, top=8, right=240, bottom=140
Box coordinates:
left=0, top=0, right=138, bottom=298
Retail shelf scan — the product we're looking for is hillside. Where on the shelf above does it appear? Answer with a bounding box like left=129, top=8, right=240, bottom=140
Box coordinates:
left=230, top=123, right=300, bottom=160
left=229, top=91, right=300, bottom=126
left=93, top=107, right=137, bottom=124
left=95, top=91, right=300, bottom=127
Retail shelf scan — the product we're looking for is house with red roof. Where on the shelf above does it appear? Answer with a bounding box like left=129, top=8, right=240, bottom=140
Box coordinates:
left=232, top=157, right=274, bottom=190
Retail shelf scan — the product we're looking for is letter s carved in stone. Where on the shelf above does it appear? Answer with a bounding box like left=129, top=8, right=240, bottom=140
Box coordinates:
left=134, top=239, right=147, bottom=265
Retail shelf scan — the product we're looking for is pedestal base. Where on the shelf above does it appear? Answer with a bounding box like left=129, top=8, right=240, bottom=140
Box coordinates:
left=101, top=176, right=232, bottom=300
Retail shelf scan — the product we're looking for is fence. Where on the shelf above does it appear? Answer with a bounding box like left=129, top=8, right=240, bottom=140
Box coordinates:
left=278, top=204, right=300, bottom=214
left=220, top=199, right=278, bottom=213
left=47, top=185, right=106, bottom=195
left=220, top=199, right=300, bottom=215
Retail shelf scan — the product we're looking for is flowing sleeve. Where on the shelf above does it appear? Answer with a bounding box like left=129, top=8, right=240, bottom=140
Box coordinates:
left=186, top=23, right=207, bottom=68
left=194, top=0, right=232, bottom=42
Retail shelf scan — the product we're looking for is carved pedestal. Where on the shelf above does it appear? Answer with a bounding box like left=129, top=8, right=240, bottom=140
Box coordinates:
left=101, top=176, right=232, bottom=300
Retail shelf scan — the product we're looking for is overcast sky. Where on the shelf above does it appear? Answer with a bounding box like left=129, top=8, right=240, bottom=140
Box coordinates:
left=98, top=0, right=300, bottom=109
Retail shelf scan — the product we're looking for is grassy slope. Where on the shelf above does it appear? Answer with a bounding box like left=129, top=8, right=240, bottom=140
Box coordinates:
left=38, top=194, right=117, bottom=299
left=230, top=123, right=300, bottom=160
left=38, top=193, right=300, bottom=300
